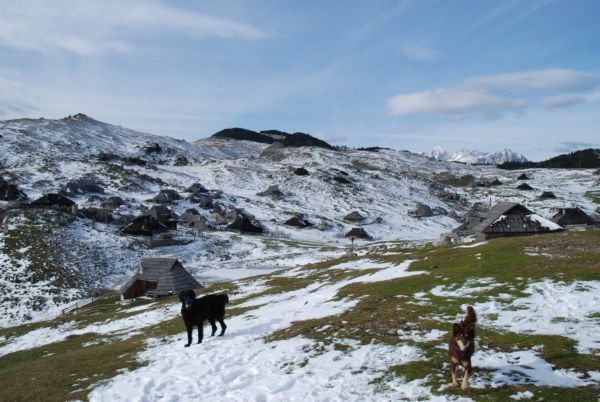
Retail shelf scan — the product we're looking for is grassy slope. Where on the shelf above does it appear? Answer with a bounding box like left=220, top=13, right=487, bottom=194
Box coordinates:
left=0, top=232, right=599, bottom=401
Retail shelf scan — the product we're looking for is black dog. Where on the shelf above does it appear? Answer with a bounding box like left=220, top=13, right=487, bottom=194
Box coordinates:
left=179, top=289, right=229, bottom=347
left=448, top=306, right=476, bottom=390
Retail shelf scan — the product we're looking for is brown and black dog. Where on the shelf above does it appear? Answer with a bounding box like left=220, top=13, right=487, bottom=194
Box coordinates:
left=448, top=306, right=476, bottom=390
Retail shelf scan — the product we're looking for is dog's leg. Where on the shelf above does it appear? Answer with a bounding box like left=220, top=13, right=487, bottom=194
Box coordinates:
left=461, top=362, right=471, bottom=391
left=217, top=318, right=227, bottom=336
left=184, top=322, right=193, bottom=347
left=450, top=361, right=458, bottom=388
left=209, top=318, right=217, bottom=336
left=197, top=320, right=204, bottom=344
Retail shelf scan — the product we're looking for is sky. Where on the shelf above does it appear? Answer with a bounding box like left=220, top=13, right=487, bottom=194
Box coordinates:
left=1, top=0, right=599, bottom=160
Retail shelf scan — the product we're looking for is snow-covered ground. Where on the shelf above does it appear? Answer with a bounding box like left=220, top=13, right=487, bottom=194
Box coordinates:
left=0, top=252, right=598, bottom=400
left=473, top=280, right=600, bottom=353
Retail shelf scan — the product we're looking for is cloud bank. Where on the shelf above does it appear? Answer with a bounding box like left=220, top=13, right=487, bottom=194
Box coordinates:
left=0, top=0, right=265, bottom=55
left=387, top=69, right=600, bottom=119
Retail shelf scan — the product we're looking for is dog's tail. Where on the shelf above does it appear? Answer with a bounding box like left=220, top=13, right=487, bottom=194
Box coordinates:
left=462, top=306, right=477, bottom=327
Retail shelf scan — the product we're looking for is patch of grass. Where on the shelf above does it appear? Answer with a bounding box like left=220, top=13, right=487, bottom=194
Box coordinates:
left=267, top=231, right=600, bottom=399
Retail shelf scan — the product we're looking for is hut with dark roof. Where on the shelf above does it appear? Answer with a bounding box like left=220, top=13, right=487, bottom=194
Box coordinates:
left=293, top=167, right=309, bottom=176
left=119, top=257, right=202, bottom=299
left=539, top=191, right=557, bottom=200
left=149, top=205, right=178, bottom=229
left=151, top=189, right=181, bottom=204
left=343, top=211, right=364, bottom=223
left=185, top=183, right=208, bottom=194
left=31, top=193, right=75, bottom=208
left=345, top=227, right=373, bottom=240
left=180, top=208, right=213, bottom=230
left=227, top=212, right=265, bottom=234
left=471, top=202, right=562, bottom=240
left=284, top=214, right=313, bottom=228
left=517, top=183, right=534, bottom=191
left=121, top=215, right=168, bottom=236
left=552, top=207, right=597, bottom=229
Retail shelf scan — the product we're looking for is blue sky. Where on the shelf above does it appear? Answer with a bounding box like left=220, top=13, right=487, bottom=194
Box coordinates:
left=1, top=0, right=599, bottom=160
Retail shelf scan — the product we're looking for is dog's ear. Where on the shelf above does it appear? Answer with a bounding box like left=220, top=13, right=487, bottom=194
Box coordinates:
left=178, top=291, right=185, bottom=302
left=189, top=289, right=196, bottom=299
left=452, top=323, right=461, bottom=336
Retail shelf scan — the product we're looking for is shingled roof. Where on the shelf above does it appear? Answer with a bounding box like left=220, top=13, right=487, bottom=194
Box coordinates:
left=472, top=202, right=562, bottom=240
left=119, top=257, right=202, bottom=298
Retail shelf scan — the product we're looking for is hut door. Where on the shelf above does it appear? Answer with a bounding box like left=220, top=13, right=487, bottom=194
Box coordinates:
left=132, top=281, right=143, bottom=297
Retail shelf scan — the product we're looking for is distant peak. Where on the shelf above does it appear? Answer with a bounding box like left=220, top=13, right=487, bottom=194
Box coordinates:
left=64, top=113, right=95, bottom=121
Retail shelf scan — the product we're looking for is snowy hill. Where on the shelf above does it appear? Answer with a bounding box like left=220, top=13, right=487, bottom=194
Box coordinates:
left=0, top=115, right=597, bottom=328
left=424, top=146, right=529, bottom=164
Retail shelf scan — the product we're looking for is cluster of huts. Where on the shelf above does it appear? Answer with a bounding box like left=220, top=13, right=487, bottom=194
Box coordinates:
left=455, top=202, right=598, bottom=241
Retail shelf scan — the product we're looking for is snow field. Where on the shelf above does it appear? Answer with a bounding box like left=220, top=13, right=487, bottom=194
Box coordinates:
left=473, top=279, right=600, bottom=353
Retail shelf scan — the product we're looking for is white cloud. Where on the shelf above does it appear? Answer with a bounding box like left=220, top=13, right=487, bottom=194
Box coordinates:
left=399, top=42, right=440, bottom=62
left=387, top=69, right=600, bottom=119
left=387, top=88, right=526, bottom=119
left=0, top=0, right=265, bottom=55
left=464, top=69, right=600, bottom=93
left=541, top=94, right=586, bottom=108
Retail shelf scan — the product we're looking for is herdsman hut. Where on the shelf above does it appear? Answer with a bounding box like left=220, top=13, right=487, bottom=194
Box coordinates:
left=119, top=257, right=201, bottom=299
left=552, top=207, right=598, bottom=230
left=470, top=202, right=563, bottom=241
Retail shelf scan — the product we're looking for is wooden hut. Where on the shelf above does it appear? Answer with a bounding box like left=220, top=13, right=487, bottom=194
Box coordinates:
left=343, top=211, right=364, bottom=223
left=185, top=183, right=208, bottom=194
left=121, top=215, right=168, bottom=236
left=293, top=167, right=309, bottom=176
left=284, top=214, right=313, bottom=228
left=552, top=207, right=597, bottom=229
left=472, top=202, right=563, bottom=240
left=149, top=205, right=178, bottom=229
left=119, top=257, right=202, bottom=299
left=31, top=193, right=75, bottom=207
left=539, top=191, right=557, bottom=200
left=180, top=209, right=213, bottom=230
left=151, top=189, right=181, bottom=204
left=516, top=183, right=534, bottom=191
left=345, top=227, right=373, bottom=240
left=227, top=212, right=265, bottom=234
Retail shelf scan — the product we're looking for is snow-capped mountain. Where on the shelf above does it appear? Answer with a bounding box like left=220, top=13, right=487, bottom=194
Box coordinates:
left=423, top=145, right=450, bottom=161
left=424, top=146, right=528, bottom=164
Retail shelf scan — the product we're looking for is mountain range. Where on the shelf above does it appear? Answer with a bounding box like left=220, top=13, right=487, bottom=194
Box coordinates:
left=424, top=146, right=529, bottom=164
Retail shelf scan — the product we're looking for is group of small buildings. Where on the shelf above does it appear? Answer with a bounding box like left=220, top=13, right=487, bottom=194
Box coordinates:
left=457, top=202, right=598, bottom=241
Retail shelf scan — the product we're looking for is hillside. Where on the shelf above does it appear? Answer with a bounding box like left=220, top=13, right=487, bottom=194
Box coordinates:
left=1, top=114, right=598, bottom=329
left=0, top=232, right=598, bottom=401
left=211, top=127, right=333, bottom=149
left=498, top=148, right=600, bottom=169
